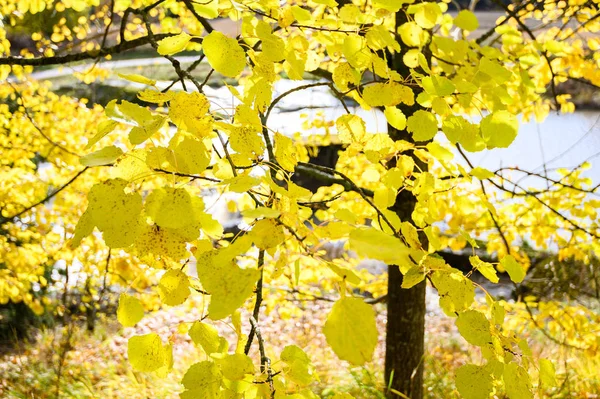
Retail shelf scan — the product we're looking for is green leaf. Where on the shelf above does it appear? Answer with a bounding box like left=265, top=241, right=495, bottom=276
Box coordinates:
left=455, top=364, right=494, bottom=399
left=323, top=297, right=378, bottom=365
left=80, top=145, right=123, bottom=166
left=456, top=310, right=493, bottom=346
left=501, top=255, right=526, bottom=283
left=117, top=293, right=144, bottom=327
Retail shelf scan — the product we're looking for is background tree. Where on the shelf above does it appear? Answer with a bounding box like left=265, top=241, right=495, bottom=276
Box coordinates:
left=1, top=0, right=599, bottom=398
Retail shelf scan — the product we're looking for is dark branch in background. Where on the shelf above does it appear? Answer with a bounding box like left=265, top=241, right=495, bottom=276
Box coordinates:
left=0, top=168, right=89, bottom=226
left=0, top=33, right=177, bottom=67
left=295, top=162, right=374, bottom=197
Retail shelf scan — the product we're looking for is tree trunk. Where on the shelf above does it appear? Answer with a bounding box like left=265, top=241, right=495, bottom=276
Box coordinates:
left=384, top=171, right=427, bottom=399
left=384, top=8, right=430, bottom=398
left=385, top=268, right=426, bottom=398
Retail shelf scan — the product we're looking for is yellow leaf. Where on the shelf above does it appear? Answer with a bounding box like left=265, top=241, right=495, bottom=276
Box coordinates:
left=426, top=141, right=453, bottom=161
left=87, top=179, right=143, bottom=248
left=70, top=209, right=95, bottom=248
left=421, top=75, right=455, bottom=97
left=291, top=5, right=311, bottom=21
left=441, top=115, right=485, bottom=152
left=117, top=73, right=156, bottom=86
left=332, top=62, right=360, bottom=91
left=280, top=345, right=317, bottom=386
left=137, top=90, right=175, bottom=104
left=251, top=219, right=285, bottom=250
left=158, top=269, right=190, bottom=306
left=157, top=32, right=192, bottom=56
left=145, top=187, right=195, bottom=229
left=196, top=250, right=260, bottom=320
left=181, top=361, right=222, bottom=398
left=384, top=107, right=407, bottom=130
left=362, top=82, right=414, bottom=107
left=455, top=310, right=492, bottom=346
left=241, top=207, right=281, bottom=219
left=128, top=333, right=168, bottom=372
left=470, top=167, right=495, bottom=180
left=480, top=111, right=518, bottom=149
left=203, top=31, right=246, bottom=77
left=129, top=115, right=166, bottom=145
left=349, top=228, right=411, bottom=268
left=169, top=134, right=211, bottom=174
left=169, top=91, right=213, bottom=137
left=189, top=321, right=223, bottom=355
left=504, top=363, right=533, bottom=399
left=336, top=114, right=367, bottom=144
left=343, top=35, right=371, bottom=70
left=407, top=110, right=438, bottom=142
left=373, top=0, right=404, bottom=12
left=80, top=145, right=123, bottom=167
left=500, top=255, right=526, bottom=283
left=430, top=268, right=475, bottom=316
left=454, top=10, right=479, bottom=31
left=215, top=353, right=255, bottom=380
left=539, top=359, right=557, bottom=388
left=86, top=120, right=118, bottom=149
left=455, top=364, right=494, bottom=399
left=469, top=256, right=499, bottom=283
left=225, top=174, right=261, bottom=193
left=117, top=293, right=144, bottom=327
left=412, top=3, right=442, bottom=29
left=323, top=297, right=378, bottom=365
left=274, top=133, right=300, bottom=172
left=398, top=22, right=425, bottom=47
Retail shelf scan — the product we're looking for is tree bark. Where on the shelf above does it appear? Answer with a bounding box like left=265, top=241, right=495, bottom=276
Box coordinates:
left=385, top=267, right=426, bottom=398
left=384, top=8, right=430, bottom=399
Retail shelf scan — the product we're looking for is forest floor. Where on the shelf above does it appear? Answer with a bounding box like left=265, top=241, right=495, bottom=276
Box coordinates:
left=0, top=289, right=474, bottom=399
left=2, top=288, right=598, bottom=399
